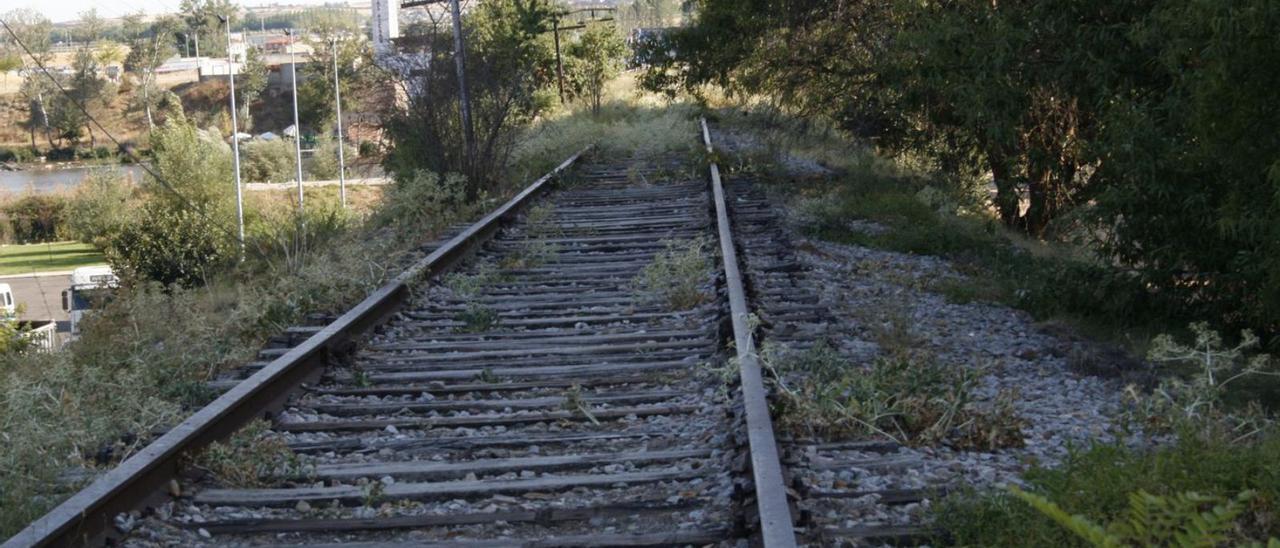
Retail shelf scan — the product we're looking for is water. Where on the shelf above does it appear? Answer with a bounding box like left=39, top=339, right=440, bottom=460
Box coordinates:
left=0, top=164, right=147, bottom=194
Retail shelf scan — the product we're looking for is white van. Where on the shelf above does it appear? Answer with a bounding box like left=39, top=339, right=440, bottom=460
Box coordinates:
left=0, top=283, right=14, bottom=316
left=62, top=266, right=119, bottom=337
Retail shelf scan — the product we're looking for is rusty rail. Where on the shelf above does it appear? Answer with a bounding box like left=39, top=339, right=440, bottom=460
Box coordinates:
left=701, top=117, right=798, bottom=547
left=3, top=146, right=592, bottom=548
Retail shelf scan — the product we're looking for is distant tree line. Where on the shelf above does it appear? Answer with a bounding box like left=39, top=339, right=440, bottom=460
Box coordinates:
left=646, top=0, right=1280, bottom=337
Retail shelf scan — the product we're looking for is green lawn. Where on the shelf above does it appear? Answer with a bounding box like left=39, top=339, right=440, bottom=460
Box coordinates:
left=0, top=241, right=105, bottom=276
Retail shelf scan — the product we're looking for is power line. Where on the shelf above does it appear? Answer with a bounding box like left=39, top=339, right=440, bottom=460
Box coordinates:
left=0, top=15, right=249, bottom=252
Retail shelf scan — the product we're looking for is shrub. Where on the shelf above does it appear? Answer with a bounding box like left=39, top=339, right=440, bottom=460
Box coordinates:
left=107, top=201, right=235, bottom=286
left=307, top=135, right=357, bottom=181
left=935, top=432, right=1280, bottom=545
left=241, top=139, right=297, bottom=184
left=0, top=146, right=36, bottom=163
left=3, top=194, right=69, bottom=243
left=764, top=343, right=1026, bottom=450
left=1013, top=487, right=1261, bottom=547
left=191, top=420, right=299, bottom=488
left=65, top=169, right=135, bottom=247
left=376, top=170, right=471, bottom=239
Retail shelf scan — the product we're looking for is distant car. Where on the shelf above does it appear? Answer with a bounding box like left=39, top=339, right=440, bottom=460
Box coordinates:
left=62, top=265, right=119, bottom=338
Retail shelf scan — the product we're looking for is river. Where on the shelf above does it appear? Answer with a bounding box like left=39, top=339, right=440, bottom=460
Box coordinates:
left=0, top=164, right=147, bottom=194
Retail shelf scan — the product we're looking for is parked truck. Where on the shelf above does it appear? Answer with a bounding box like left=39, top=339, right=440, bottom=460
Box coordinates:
left=62, top=265, right=119, bottom=338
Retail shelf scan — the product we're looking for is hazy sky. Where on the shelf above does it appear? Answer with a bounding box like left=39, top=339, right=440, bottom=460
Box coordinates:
left=10, top=0, right=349, bottom=24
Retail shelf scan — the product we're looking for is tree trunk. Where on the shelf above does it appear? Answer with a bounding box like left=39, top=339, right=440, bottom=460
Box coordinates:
left=988, top=150, right=1020, bottom=227
left=1024, top=170, right=1049, bottom=235
left=86, top=124, right=96, bottom=148
left=143, top=70, right=155, bottom=135
left=35, top=92, right=54, bottom=149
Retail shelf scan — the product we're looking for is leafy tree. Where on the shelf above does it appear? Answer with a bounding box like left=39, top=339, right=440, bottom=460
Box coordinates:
left=53, top=48, right=114, bottom=147
left=66, top=169, right=136, bottom=248
left=564, top=25, right=627, bottom=113
left=0, top=9, right=55, bottom=149
left=179, top=0, right=237, bottom=59
left=108, top=202, right=235, bottom=286
left=382, top=0, right=558, bottom=189
left=124, top=14, right=179, bottom=134
left=298, top=35, right=373, bottom=131
left=105, top=115, right=236, bottom=285
left=653, top=0, right=1280, bottom=337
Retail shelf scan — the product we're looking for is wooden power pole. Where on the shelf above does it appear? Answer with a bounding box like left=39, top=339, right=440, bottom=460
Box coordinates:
left=547, top=7, right=616, bottom=105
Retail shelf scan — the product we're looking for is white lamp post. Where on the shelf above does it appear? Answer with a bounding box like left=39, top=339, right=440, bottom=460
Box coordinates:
left=286, top=28, right=304, bottom=213
left=220, top=14, right=245, bottom=259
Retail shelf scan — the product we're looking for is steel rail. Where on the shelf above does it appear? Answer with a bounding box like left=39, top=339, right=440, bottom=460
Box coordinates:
left=4, top=146, right=592, bottom=548
left=700, top=117, right=798, bottom=547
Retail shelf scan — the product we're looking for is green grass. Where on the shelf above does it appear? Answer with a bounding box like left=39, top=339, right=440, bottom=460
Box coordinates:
left=0, top=241, right=105, bottom=276
left=936, top=432, right=1280, bottom=546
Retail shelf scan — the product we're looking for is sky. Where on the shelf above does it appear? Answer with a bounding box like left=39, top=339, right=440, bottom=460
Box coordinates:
left=12, top=0, right=353, bottom=24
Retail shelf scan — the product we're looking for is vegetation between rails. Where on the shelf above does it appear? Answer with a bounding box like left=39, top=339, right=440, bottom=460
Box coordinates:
left=632, top=236, right=712, bottom=311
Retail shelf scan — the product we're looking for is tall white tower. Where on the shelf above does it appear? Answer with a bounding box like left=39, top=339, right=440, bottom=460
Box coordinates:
left=371, top=0, right=400, bottom=60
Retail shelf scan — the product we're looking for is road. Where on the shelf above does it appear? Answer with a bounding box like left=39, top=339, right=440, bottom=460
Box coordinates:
left=1, top=271, right=70, bottom=322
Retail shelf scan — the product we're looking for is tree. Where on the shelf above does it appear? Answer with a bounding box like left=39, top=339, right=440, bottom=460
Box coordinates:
left=564, top=25, right=627, bottom=113
left=1, top=9, right=55, bottom=149
left=106, top=115, right=236, bottom=286
left=179, top=0, right=237, bottom=59
left=382, top=0, right=558, bottom=189
left=298, top=35, right=373, bottom=131
left=234, top=46, right=268, bottom=133
left=124, top=15, right=179, bottom=134
left=55, top=48, right=114, bottom=147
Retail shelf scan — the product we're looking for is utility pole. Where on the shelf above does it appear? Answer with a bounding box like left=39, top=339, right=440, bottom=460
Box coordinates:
left=221, top=15, right=246, bottom=259
left=545, top=8, right=616, bottom=105
left=448, top=0, right=475, bottom=173
left=193, top=30, right=201, bottom=76
left=553, top=18, right=565, bottom=104
left=331, top=37, right=347, bottom=209
left=287, top=28, right=304, bottom=213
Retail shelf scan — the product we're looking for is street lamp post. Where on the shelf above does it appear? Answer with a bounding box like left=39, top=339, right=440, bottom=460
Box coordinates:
left=286, top=28, right=304, bottom=213
left=220, top=15, right=245, bottom=259
left=331, top=37, right=347, bottom=209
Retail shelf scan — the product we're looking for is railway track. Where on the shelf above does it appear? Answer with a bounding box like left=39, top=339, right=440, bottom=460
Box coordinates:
left=7, top=126, right=801, bottom=547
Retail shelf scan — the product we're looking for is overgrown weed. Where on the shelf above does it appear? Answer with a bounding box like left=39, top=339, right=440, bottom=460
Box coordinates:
left=454, top=303, right=499, bottom=333
left=763, top=342, right=1025, bottom=450
left=632, top=237, right=712, bottom=310
left=936, top=431, right=1280, bottom=545
left=190, top=419, right=302, bottom=488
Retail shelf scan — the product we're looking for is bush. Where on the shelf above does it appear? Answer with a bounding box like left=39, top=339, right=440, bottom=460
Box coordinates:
left=376, top=170, right=471, bottom=239
left=936, top=432, right=1280, bottom=545
left=107, top=201, right=235, bottom=286
left=307, top=135, right=357, bottom=181
left=3, top=194, right=69, bottom=243
left=241, top=139, right=297, bottom=184
left=764, top=343, right=1026, bottom=450
left=65, top=169, right=135, bottom=247
left=0, top=146, right=36, bottom=163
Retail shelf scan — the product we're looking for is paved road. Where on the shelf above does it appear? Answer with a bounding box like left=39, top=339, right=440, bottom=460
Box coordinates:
left=2, top=272, right=70, bottom=322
